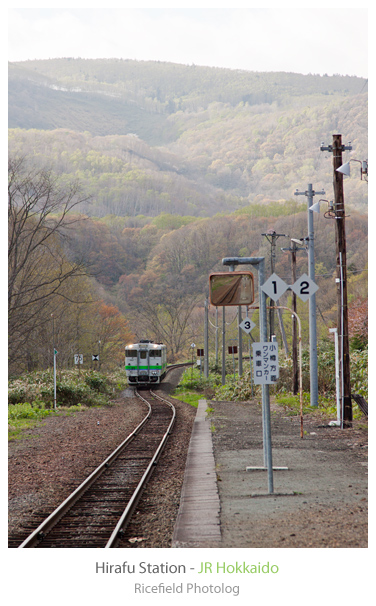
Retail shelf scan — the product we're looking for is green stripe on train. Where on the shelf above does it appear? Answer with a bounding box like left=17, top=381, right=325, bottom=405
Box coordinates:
left=125, top=365, right=167, bottom=370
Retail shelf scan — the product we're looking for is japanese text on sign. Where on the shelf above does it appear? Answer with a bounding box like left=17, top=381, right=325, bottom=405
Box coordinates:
left=252, top=342, right=279, bottom=385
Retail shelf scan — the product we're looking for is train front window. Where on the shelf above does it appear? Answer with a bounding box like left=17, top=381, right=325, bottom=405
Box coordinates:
left=126, top=350, right=137, bottom=358
left=140, top=351, right=147, bottom=359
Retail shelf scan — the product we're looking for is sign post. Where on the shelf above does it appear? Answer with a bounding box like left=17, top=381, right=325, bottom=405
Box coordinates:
left=228, top=345, right=238, bottom=380
left=197, top=348, right=204, bottom=377
left=221, top=256, right=274, bottom=494
left=53, top=348, right=57, bottom=410
left=190, top=343, right=195, bottom=384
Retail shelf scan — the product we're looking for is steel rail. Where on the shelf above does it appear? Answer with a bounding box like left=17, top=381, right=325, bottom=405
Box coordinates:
left=18, top=398, right=152, bottom=548
left=105, top=389, right=176, bottom=547
left=17, top=365, right=183, bottom=548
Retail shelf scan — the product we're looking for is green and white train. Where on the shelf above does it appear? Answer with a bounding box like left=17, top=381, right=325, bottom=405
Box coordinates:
left=125, top=340, right=167, bottom=385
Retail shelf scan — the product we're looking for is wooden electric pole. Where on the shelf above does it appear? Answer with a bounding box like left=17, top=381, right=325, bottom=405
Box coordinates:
left=321, top=134, right=353, bottom=426
left=261, top=229, right=288, bottom=340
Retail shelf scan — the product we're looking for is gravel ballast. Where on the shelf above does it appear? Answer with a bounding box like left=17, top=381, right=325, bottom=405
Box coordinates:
left=9, top=371, right=367, bottom=548
left=8, top=368, right=196, bottom=548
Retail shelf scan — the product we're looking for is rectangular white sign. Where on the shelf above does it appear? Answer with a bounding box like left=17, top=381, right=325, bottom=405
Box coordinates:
left=252, top=342, right=279, bottom=384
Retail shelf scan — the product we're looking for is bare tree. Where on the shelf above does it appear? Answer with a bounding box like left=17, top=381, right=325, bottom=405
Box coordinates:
left=8, top=156, right=90, bottom=370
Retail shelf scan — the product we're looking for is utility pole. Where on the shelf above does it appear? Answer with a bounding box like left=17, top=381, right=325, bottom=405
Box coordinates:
left=281, top=240, right=306, bottom=394
left=261, top=229, right=289, bottom=340
left=320, top=135, right=353, bottom=426
left=294, top=184, right=325, bottom=408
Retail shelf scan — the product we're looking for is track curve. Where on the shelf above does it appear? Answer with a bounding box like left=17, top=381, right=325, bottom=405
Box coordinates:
left=17, top=389, right=176, bottom=548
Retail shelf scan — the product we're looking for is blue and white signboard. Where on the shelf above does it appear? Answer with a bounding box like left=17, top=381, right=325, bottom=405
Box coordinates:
left=252, top=342, right=279, bottom=384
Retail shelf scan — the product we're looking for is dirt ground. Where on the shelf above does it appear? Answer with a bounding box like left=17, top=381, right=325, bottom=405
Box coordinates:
left=8, top=368, right=196, bottom=548
left=210, top=398, right=368, bottom=548
left=8, top=371, right=368, bottom=548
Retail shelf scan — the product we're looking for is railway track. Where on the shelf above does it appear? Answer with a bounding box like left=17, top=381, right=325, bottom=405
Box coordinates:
left=15, top=388, right=176, bottom=548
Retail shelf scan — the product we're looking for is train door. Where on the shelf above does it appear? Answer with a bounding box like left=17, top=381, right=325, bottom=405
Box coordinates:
left=138, top=348, right=149, bottom=381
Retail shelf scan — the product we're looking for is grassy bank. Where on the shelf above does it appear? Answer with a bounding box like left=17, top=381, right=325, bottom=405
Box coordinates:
left=8, top=369, right=128, bottom=440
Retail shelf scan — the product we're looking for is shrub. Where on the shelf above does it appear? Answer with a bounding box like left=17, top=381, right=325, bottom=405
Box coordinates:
left=8, top=401, right=53, bottom=422
left=8, top=368, right=128, bottom=408
left=350, top=348, right=368, bottom=400
left=214, top=371, right=261, bottom=402
left=178, top=366, right=221, bottom=392
left=84, top=372, right=107, bottom=392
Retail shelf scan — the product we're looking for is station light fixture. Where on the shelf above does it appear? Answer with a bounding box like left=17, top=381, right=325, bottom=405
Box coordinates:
left=336, top=158, right=368, bottom=181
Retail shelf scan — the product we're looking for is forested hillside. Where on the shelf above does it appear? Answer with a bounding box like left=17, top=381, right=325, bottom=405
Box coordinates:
left=8, top=59, right=368, bottom=370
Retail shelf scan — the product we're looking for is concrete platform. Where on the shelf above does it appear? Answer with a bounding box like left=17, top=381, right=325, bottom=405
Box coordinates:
left=172, top=399, right=221, bottom=547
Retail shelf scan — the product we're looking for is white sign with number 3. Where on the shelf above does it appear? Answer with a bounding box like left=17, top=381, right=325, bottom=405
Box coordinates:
left=239, top=317, right=256, bottom=334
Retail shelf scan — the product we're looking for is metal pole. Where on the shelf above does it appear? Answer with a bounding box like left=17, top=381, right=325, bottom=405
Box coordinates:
left=191, top=346, right=194, bottom=384
left=238, top=305, right=243, bottom=376
left=291, top=244, right=298, bottom=394
left=222, top=307, right=226, bottom=385
left=215, top=307, right=219, bottom=369
left=222, top=257, right=274, bottom=494
left=307, top=184, right=319, bottom=408
left=259, top=259, right=274, bottom=493
left=329, top=327, right=341, bottom=425
left=53, top=349, right=57, bottom=410
left=51, top=313, right=57, bottom=410
left=294, top=184, right=324, bottom=408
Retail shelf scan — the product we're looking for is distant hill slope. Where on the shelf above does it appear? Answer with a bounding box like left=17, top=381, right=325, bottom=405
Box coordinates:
left=9, top=64, right=177, bottom=144
left=9, top=59, right=367, bottom=139
left=8, top=59, right=368, bottom=214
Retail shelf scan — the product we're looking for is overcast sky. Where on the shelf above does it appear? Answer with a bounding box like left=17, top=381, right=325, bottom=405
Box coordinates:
left=8, top=6, right=369, bottom=78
